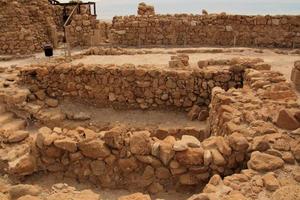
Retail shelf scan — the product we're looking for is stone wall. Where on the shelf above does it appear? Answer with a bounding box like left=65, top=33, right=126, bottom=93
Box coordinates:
left=0, top=0, right=61, bottom=55
left=1, top=125, right=249, bottom=192
left=209, top=68, right=299, bottom=137
left=20, top=64, right=243, bottom=110
left=110, top=14, right=300, bottom=47
left=66, top=14, right=111, bottom=47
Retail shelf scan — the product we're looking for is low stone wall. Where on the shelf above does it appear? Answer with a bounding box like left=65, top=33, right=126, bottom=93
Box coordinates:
left=20, top=64, right=243, bottom=110
left=1, top=125, right=249, bottom=192
left=111, top=14, right=300, bottom=48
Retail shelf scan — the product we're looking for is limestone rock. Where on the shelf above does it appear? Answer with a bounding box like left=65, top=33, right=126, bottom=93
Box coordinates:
left=173, top=135, right=201, bottom=151
left=176, top=148, right=204, bottom=165
left=79, top=139, right=111, bottom=159
left=45, top=98, right=58, bottom=107
left=211, top=149, right=226, bottom=166
left=130, top=131, right=151, bottom=155
left=262, top=173, right=280, bottom=191
left=275, top=109, right=300, bottom=130
left=228, top=132, right=249, bottom=151
left=159, top=138, right=175, bottom=166
left=7, top=131, right=29, bottom=143
left=54, top=139, right=77, bottom=153
left=9, top=184, right=40, bottom=200
left=9, top=154, right=36, bottom=176
left=248, top=151, right=284, bottom=172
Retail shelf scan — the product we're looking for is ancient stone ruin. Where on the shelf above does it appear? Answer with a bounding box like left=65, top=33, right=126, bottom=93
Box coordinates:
left=0, top=1, right=300, bottom=200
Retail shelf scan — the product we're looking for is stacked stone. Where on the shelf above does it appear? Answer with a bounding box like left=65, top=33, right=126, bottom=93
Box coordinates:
left=137, top=2, right=155, bottom=16
left=111, top=14, right=300, bottom=47
left=2, top=125, right=249, bottom=192
left=169, top=54, right=190, bottom=68
left=291, top=61, right=300, bottom=90
left=66, top=14, right=98, bottom=47
left=0, top=0, right=61, bottom=55
left=20, top=63, right=243, bottom=110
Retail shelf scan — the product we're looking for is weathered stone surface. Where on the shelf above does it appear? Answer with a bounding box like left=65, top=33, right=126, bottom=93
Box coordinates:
left=130, top=131, right=151, bottom=155
left=54, top=139, right=77, bottom=152
left=272, top=185, right=300, bottom=200
left=176, top=148, right=204, bottom=165
left=7, top=131, right=29, bottom=143
left=228, top=132, right=249, bottom=151
left=79, top=139, right=111, bottom=159
left=248, top=151, right=284, bottom=172
left=9, top=184, right=40, bottom=200
left=275, top=109, right=300, bottom=130
left=262, top=173, right=280, bottom=191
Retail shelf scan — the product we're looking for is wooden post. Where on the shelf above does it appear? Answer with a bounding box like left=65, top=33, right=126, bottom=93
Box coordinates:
left=65, top=27, right=71, bottom=58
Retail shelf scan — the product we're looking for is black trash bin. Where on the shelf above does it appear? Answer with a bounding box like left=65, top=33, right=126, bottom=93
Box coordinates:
left=43, top=44, right=53, bottom=57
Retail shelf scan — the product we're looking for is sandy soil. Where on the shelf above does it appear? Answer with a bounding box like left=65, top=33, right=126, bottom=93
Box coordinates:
left=60, top=99, right=206, bottom=130
left=70, top=48, right=300, bottom=82
left=22, top=173, right=193, bottom=200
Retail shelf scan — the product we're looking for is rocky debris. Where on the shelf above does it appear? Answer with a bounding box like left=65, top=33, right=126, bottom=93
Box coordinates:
left=169, top=54, right=190, bottom=68
left=118, top=193, right=151, bottom=200
left=137, top=2, right=155, bottom=16
left=248, top=151, right=284, bottom=172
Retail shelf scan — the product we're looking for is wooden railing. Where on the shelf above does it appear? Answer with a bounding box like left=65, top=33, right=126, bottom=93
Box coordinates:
left=48, top=0, right=97, bottom=17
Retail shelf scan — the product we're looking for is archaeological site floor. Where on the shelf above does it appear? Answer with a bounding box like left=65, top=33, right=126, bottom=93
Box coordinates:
left=0, top=46, right=300, bottom=200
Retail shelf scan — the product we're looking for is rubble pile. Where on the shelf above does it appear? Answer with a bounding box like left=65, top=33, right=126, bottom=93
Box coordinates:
left=169, top=54, right=190, bottom=69
left=111, top=13, right=300, bottom=47
left=137, top=2, right=155, bottom=16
